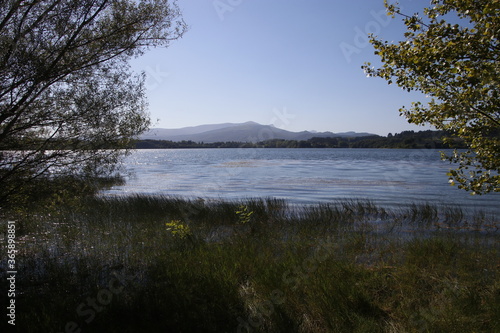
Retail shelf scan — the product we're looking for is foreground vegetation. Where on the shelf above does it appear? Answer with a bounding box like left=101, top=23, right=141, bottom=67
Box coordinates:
left=1, top=194, right=499, bottom=332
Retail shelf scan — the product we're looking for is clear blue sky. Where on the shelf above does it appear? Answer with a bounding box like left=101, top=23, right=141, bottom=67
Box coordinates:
left=131, top=0, right=432, bottom=136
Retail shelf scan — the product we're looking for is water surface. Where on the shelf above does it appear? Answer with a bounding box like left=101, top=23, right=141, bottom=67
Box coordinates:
left=106, top=148, right=500, bottom=213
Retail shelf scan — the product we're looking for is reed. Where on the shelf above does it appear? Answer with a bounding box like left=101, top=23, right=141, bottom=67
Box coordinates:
left=1, top=195, right=498, bottom=332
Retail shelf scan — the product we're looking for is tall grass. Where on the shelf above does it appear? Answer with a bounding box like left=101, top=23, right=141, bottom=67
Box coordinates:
left=1, top=195, right=498, bottom=332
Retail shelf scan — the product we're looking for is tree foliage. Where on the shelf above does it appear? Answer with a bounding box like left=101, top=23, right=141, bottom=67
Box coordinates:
left=0, top=0, right=186, bottom=204
left=363, top=0, right=500, bottom=194
left=134, top=130, right=466, bottom=149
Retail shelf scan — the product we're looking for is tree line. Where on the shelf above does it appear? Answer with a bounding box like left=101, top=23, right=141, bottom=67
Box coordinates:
left=134, top=130, right=467, bottom=149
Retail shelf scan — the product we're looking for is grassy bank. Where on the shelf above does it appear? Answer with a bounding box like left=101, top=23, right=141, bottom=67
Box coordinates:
left=1, top=195, right=499, bottom=332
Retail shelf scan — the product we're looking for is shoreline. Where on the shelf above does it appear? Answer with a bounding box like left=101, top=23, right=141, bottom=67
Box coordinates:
left=1, top=195, right=499, bottom=332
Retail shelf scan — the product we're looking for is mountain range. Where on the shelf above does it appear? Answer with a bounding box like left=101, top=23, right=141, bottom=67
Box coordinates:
left=140, top=121, right=376, bottom=143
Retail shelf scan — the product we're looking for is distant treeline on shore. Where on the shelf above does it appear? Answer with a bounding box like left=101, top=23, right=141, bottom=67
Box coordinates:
left=135, top=130, right=467, bottom=149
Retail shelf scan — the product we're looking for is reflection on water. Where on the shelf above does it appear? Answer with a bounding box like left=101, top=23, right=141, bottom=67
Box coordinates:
left=105, top=148, right=500, bottom=213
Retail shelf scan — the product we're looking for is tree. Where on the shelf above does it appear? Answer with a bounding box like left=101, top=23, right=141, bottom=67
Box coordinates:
left=363, top=0, right=500, bottom=194
left=0, top=0, right=187, bottom=204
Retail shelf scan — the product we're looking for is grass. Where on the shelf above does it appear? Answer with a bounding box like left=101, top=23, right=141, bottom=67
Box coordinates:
left=1, top=194, right=499, bottom=332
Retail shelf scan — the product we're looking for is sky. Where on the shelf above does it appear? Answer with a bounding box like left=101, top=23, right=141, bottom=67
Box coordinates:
left=130, top=0, right=433, bottom=136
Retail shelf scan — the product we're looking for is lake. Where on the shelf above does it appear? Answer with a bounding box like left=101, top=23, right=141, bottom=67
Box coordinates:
left=105, top=148, right=500, bottom=213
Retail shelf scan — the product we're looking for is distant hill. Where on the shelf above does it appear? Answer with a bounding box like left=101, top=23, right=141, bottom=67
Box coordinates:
left=135, top=129, right=466, bottom=149
left=140, top=121, right=376, bottom=143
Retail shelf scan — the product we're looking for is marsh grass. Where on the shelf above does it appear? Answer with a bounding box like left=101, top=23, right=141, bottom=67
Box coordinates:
left=1, top=195, right=499, bottom=332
